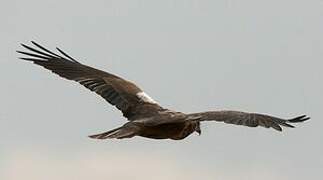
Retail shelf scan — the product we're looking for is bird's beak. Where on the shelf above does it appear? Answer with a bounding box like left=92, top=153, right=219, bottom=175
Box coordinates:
left=196, top=129, right=201, bottom=136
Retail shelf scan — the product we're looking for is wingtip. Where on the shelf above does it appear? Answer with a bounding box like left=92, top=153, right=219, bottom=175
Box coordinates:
left=18, top=57, right=38, bottom=62
left=55, top=47, right=64, bottom=54
left=289, top=115, right=311, bottom=123
left=302, top=117, right=311, bottom=122
left=20, top=42, right=34, bottom=50
left=16, top=50, right=27, bottom=54
left=31, top=41, right=38, bottom=46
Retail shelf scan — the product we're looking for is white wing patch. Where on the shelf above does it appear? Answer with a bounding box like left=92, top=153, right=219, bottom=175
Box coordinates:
left=136, top=92, right=158, bottom=104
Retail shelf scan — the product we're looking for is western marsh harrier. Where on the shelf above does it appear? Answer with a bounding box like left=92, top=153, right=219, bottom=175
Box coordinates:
left=17, top=42, right=310, bottom=140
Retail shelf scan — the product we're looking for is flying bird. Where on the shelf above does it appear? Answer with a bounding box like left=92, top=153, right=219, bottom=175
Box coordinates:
left=17, top=42, right=310, bottom=140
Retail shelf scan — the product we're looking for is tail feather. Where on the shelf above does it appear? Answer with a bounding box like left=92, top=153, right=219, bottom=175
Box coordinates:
left=89, top=126, right=138, bottom=140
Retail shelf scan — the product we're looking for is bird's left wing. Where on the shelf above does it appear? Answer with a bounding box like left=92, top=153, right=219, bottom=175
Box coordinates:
left=188, top=111, right=310, bottom=131
left=17, top=41, right=163, bottom=120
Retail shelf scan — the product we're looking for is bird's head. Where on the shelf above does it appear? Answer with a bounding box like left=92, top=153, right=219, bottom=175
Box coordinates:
left=195, top=121, right=201, bottom=135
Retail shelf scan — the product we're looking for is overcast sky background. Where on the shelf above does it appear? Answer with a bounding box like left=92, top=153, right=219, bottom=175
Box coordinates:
left=1, top=0, right=322, bottom=179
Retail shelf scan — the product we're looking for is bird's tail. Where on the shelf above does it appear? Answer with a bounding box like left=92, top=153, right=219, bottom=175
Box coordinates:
left=88, top=125, right=138, bottom=140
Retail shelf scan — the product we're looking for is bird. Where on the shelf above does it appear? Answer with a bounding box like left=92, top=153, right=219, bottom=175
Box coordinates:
left=17, top=41, right=310, bottom=140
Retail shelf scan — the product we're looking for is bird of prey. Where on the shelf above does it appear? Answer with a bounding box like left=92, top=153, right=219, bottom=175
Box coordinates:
left=17, top=42, right=310, bottom=140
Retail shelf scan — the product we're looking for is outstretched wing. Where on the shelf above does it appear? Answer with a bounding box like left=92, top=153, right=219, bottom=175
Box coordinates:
left=189, top=111, right=310, bottom=131
left=17, top=41, right=163, bottom=120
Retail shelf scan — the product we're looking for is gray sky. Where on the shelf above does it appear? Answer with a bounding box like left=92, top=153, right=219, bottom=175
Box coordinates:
left=1, top=0, right=322, bottom=179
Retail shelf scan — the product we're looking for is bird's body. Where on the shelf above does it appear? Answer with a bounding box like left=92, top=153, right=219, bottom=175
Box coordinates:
left=139, top=122, right=196, bottom=140
left=17, top=42, right=310, bottom=140
left=91, top=110, right=201, bottom=140
left=116, top=121, right=199, bottom=140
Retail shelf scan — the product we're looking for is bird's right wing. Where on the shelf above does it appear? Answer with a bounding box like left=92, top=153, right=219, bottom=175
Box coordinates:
left=188, top=111, right=310, bottom=131
left=17, top=41, right=164, bottom=120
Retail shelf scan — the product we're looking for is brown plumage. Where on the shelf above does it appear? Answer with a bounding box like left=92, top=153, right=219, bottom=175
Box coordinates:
left=17, top=42, right=310, bottom=140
